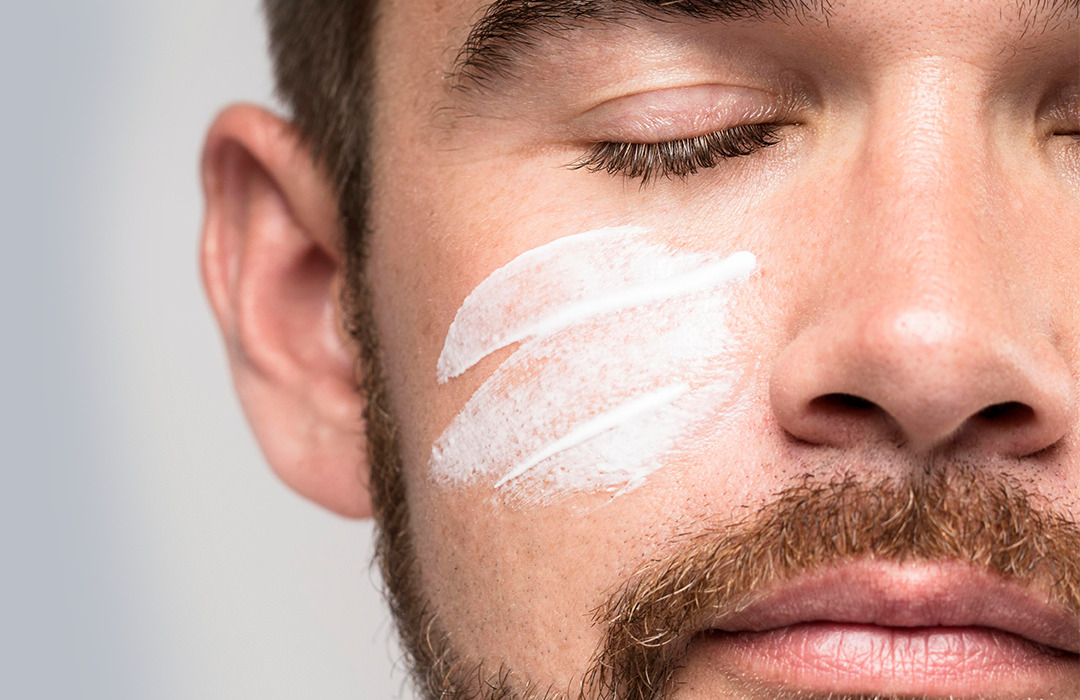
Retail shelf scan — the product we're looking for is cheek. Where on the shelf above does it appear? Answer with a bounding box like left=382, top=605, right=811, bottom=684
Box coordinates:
left=403, top=477, right=676, bottom=682
left=363, top=163, right=573, bottom=477
left=383, top=214, right=803, bottom=681
left=404, top=416, right=793, bottom=685
left=426, top=225, right=760, bottom=506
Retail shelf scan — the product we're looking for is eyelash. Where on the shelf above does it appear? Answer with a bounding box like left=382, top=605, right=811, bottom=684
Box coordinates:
left=571, top=122, right=784, bottom=183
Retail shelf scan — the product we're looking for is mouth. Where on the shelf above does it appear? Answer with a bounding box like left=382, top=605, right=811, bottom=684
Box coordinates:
left=684, top=560, right=1080, bottom=698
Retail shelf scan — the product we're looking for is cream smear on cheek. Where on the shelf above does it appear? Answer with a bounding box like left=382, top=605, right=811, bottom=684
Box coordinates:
left=429, top=225, right=757, bottom=505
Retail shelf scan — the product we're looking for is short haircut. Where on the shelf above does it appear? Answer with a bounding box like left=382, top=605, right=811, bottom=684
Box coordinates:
left=262, top=9, right=430, bottom=686
left=263, top=0, right=377, bottom=322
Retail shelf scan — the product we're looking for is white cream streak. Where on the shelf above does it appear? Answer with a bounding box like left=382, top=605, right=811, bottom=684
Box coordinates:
left=494, top=383, right=690, bottom=488
left=429, top=225, right=757, bottom=505
left=438, top=225, right=757, bottom=381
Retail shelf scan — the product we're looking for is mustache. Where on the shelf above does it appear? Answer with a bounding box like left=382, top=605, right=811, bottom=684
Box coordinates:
left=583, top=467, right=1080, bottom=700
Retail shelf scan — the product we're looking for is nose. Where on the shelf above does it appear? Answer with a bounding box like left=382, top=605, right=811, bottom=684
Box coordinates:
left=770, top=304, right=1074, bottom=456
left=769, top=80, right=1075, bottom=458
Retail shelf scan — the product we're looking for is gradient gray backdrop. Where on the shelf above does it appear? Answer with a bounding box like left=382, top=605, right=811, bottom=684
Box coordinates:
left=2, top=2, right=409, bottom=697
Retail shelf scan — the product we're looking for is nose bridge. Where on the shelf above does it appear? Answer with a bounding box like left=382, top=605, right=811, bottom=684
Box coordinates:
left=858, top=59, right=993, bottom=261
left=848, top=56, right=1029, bottom=317
left=768, top=60, right=1075, bottom=457
left=836, top=62, right=1011, bottom=357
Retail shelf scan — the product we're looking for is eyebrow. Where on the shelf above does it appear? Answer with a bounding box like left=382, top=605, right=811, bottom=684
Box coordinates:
left=450, top=0, right=1078, bottom=90
left=451, top=0, right=829, bottom=88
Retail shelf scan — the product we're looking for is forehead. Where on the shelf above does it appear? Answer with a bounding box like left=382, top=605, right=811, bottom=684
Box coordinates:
left=374, top=0, right=1079, bottom=85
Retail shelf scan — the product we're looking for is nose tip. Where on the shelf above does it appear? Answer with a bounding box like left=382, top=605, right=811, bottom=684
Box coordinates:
left=770, top=307, right=1075, bottom=457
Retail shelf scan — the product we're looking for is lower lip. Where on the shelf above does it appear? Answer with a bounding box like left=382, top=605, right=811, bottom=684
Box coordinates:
left=687, top=623, right=1079, bottom=698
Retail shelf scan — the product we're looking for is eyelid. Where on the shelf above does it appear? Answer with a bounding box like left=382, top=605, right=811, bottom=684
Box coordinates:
left=569, top=84, right=795, bottom=143
left=1047, top=85, right=1079, bottom=121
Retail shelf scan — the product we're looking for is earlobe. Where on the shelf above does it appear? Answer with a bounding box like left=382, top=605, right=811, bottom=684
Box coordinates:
left=200, top=104, right=372, bottom=519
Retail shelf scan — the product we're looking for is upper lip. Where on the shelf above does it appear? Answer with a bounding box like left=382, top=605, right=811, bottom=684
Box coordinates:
left=706, top=559, right=1080, bottom=655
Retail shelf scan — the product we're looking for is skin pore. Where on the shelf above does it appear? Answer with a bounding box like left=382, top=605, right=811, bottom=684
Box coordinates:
left=201, top=0, right=1080, bottom=697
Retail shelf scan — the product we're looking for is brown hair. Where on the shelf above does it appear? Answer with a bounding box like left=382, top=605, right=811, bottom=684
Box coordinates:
left=263, top=0, right=377, bottom=316
left=262, top=2, right=446, bottom=692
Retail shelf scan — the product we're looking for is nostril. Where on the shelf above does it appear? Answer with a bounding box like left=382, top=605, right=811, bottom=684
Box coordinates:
left=811, top=393, right=878, bottom=413
left=975, top=401, right=1034, bottom=428
left=795, top=394, right=891, bottom=445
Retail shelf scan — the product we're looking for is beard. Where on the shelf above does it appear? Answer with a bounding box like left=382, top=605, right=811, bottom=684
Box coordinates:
left=347, top=274, right=1080, bottom=700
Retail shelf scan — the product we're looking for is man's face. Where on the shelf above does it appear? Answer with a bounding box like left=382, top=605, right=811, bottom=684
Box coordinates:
left=364, top=0, right=1079, bottom=696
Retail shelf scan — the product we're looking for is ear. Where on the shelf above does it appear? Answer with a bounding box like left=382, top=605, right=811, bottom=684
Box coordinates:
left=200, top=104, right=371, bottom=518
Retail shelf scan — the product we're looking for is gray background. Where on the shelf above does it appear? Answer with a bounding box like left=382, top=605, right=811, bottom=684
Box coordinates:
left=3, top=2, right=409, bottom=697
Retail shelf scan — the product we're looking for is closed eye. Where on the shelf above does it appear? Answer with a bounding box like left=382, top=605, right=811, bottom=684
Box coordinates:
left=569, top=122, right=784, bottom=184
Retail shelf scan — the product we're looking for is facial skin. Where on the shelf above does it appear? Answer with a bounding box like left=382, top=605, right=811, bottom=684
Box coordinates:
left=201, top=0, right=1080, bottom=698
